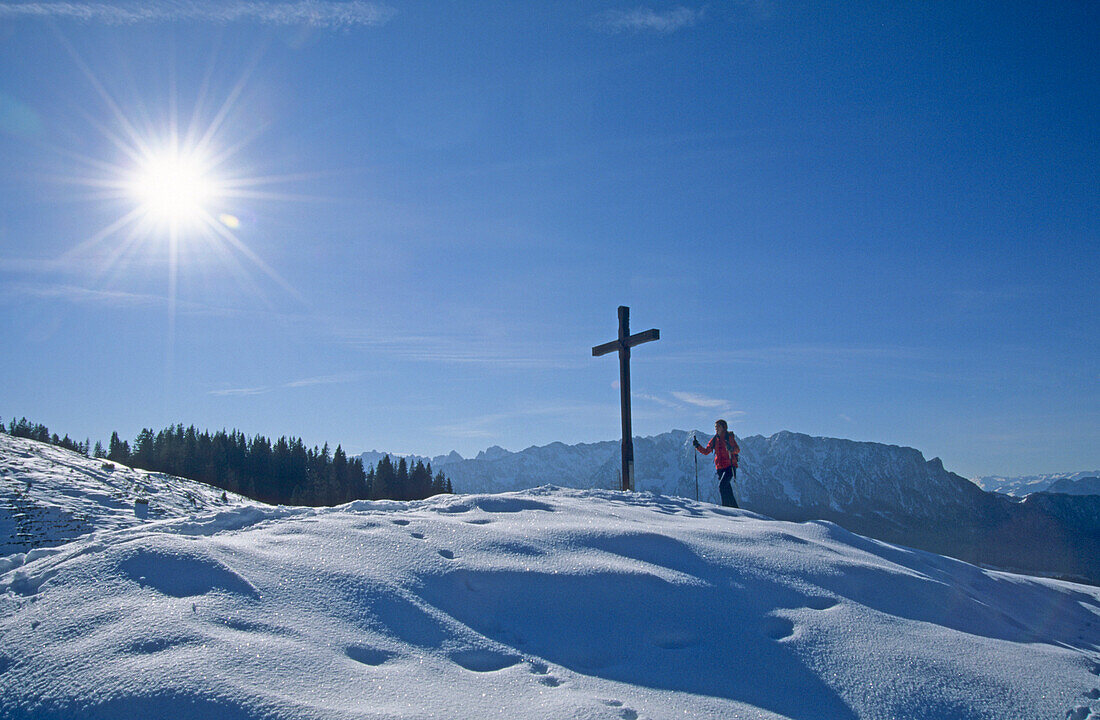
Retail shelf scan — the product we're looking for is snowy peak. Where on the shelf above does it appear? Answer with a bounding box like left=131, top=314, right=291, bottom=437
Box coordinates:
left=474, top=445, right=510, bottom=461
left=440, top=450, right=465, bottom=464
left=357, top=449, right=463, bottom=470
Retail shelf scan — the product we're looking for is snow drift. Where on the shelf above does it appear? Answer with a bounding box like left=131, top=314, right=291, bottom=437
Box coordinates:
left=2, top=435, right=1100, bottom=719
left=1, top=442, right=1100, bottom=718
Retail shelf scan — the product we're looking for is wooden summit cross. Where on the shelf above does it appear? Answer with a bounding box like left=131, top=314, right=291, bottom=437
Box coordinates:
left=592, top=306, right=659, bottom=492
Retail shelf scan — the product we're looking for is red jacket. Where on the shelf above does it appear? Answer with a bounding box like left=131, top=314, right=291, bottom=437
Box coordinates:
left=696, top=433, right=739, bottom=470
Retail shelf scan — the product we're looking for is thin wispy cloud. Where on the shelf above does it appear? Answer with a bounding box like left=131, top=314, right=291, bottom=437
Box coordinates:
left=632, top=391, right=745, bottom=426
left=210, top=373, right=359, bottom=397
left=593, top=6, right=703, bottom=34
left=0, top=280, right=297, bottom=321
left=670, top=391, right=727, bottom=409
left=284, top=373, right=358, bottom=388
left=633, top=392, right=680, bottom=410
left=3, top=281, right=166, bottom=308
left=208, top=386, right=269, bottom=397
left=0, top=1, right=396, bottom=28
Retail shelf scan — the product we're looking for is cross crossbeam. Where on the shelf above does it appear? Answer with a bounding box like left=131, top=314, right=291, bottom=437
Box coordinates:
left=592, top=306, right=659, bottom=491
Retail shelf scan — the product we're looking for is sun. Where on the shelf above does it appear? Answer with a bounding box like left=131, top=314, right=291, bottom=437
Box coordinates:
left=55, top=54, right=306, bottom=308
left=128, top=145, right=221, bottom=229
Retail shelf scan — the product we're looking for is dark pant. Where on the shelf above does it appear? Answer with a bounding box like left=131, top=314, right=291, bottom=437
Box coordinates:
left=718, top=466, right=738, bottom=508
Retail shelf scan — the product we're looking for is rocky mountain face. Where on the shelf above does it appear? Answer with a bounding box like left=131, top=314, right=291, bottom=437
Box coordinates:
left=365, top=430, right=1100, bottom=584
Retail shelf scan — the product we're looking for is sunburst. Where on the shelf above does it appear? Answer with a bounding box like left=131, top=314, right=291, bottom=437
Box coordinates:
left=42, top=44, right=318, bottom=407
left=54, top=46, right=305, bottom=306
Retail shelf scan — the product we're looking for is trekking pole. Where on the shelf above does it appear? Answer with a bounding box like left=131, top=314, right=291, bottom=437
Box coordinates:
left=693, top=434, right=699, bottom=501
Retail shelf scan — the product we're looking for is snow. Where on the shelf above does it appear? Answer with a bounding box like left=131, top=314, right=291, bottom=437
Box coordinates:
left=2, top=437, right=1100, bottom=719
left=0, top=434, right=249, bottom=556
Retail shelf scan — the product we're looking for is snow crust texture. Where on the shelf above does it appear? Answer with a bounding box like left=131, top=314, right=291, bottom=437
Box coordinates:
left=0, top=434, right=247, bottom=558
left=2, top=479, right=1099, bottom=718
left=3, top=435, right=1100, bottom=719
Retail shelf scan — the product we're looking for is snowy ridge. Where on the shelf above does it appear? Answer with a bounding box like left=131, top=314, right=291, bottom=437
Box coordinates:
left=0, top=433, right=250, bottom=560
left=2, top=482, right=1100, bottom=719
left=398, top=431, right=979, bottom=510
left=391, top=430, right=1100, bottom=584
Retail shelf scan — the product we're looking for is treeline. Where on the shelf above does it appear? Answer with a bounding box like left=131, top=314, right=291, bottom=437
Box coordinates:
left=1, top=416, right=452, bottom=506
left=4, top=416, right=92, bottom=456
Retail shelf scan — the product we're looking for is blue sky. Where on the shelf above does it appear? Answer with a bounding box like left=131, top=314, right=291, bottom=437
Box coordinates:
left=0, top=1, right=1096, bottom=478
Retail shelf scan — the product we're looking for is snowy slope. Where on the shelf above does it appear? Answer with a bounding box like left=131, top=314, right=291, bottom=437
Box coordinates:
left=2, top=462, right=1100, bottom=718
left=0, top=433, right=248, bottom=559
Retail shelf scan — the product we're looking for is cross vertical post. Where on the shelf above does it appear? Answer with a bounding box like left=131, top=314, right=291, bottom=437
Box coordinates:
left=592, top=306, right=660, bottom=492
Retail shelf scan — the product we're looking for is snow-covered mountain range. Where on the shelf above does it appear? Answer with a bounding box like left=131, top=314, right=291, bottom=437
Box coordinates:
left=362, top=430, right=1100, bottom=584
left=2, top=434, right=1099, bottom=719
left=1048, top=476, right=1100, bottom=496
left=974, top=470, right=1100, bottom=496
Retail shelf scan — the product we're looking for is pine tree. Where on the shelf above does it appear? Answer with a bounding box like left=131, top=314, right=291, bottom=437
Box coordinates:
left=396, top=457, right=410, bottom=501
left=432, top=471, right=447, bottom=495
left=332, top=445, right=349, bottom=504
left=373, top=455, right=397, bottom=500
left=132, top=429, right=155, bottom=469
left=108, top=432, right=131, bottom=464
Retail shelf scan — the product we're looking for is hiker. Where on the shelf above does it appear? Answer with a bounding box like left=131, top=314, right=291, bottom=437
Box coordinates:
left=693, top=419, right=739, bottom=508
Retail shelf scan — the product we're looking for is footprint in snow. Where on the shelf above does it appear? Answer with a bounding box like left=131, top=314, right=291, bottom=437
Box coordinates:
left=1086, top=688, right=1100, bottom=700
left=600, top=700, right=638, bottom=720
left=391, top=519, right=410, bottom=526
left=805, top=595, right=839, bottom=611
left=346, top=644, right=397, bottom=666
left=762, top=615, right=796, bottom=640
left=410, top=532, right=425, bottom=540
left=438, top=549, right=455, bottom=560
left=449, top=649, right=521, bottom=672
